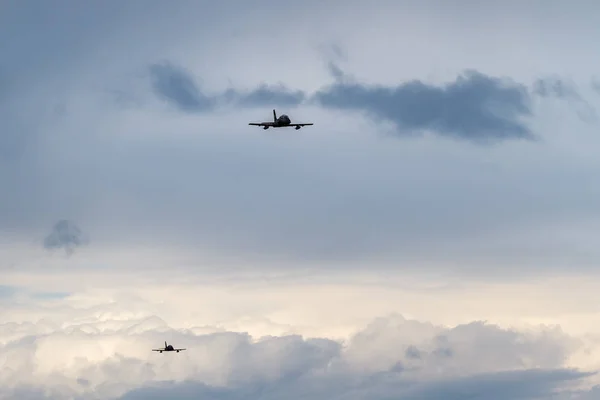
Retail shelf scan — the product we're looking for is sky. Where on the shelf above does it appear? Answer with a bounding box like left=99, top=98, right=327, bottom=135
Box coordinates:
left=2, top=0, right=600, bottom=399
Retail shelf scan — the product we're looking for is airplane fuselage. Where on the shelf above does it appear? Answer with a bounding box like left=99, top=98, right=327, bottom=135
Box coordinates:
left=263, top=115, right=292, bottom=129
left=154, top=341, right=184, bottom=353
left=158, top=348, right=180, bottom=353
left=250, top=110, right=311, bottom=130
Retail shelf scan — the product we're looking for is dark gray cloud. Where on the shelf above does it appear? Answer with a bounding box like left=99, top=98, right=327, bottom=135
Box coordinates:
left=0, top=387, right=58, bottom=400
left=43, top=219, right=89, bottom=255
left=149, top=62, right=305, bottom=112
left=326, top=61, right=345, bottom=81
left=317, top=43, right=347, bottom=81
left=148, top=61, right=536, bottom=143
left=401, top=369, right=594, bottom=400
left=574, top=386, right=600, bottom=400
left=404, top=345, right=422, bottom=360
left=313, top=69, right=534, bottom=143
left=117, top=368, right=593, bottom=400
left=149, top=62, right=215, bottom=112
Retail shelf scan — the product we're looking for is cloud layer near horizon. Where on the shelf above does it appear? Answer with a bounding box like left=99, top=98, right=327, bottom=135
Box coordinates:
left=3, top=263, right=600, bottom=399
left=0, top=276, right=598, bottom=400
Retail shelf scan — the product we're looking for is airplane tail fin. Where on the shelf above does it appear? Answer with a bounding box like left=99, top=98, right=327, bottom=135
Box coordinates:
left=273, top=109, right=277, bottom=122
left=165, top=341, right=167, bottom=348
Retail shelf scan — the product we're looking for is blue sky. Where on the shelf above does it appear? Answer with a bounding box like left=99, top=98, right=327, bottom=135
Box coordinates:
left=2, top=1, right=600, bottom=399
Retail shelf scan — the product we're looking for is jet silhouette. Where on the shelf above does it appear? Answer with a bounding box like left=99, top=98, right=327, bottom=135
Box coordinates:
left=152, top=341, right=186, bottom=353
left=249, top=109, right=313, bottom=130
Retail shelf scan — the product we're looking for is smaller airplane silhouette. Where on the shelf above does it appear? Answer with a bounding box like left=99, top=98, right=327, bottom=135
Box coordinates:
left=152, top=341, right=186, bottom=353
left=249, top=109, right=313, bottom=130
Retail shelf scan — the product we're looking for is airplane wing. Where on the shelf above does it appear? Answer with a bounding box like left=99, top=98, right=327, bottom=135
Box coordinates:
left=293, top=123, right=313, bottom=126
left=152, top=349, right=165, bottom=351
left=175, top=348, right=186, bottom=351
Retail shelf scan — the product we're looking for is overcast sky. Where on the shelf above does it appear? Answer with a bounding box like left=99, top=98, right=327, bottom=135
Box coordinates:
left=2, top=1, right=600, bottom=399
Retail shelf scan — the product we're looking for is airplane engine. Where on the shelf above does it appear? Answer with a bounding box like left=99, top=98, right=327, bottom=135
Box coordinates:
left=177, top=350, right=180, bottom=352
left=263, top=126, right=269, bottom=130
left=295, top=126, right=301, bottom=130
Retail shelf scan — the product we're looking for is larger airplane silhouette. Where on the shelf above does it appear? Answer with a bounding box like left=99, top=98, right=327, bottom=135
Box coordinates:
left=152, top=341, right=186, bottom=353
left=249, top=109, right=313, bottom=130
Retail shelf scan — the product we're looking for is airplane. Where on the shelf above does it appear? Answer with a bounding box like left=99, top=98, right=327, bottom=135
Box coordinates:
left=248, top=109, right=314, bottom=130
left=152, top=341, right=186, bottom=353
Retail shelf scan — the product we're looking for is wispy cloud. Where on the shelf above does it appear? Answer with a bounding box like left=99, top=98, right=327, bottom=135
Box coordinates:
left=533, top=77, right=580, bottom=99
left=149, top=62, right=305, bottom=112
left=533, top=77, right=597, bottom=122
left=43, top=219, right=89, bottom=256
left=149, top=62, right=215, bottom=112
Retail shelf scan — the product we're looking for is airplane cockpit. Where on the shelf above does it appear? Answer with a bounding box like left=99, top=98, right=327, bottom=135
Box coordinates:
left=278, top=114, right=291, bottom=124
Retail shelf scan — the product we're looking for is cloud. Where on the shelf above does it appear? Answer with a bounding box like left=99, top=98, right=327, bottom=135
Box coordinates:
left=533, top=77, right=580, bottom=99
left=327, top=61, right=346, bottom=81
left=43, top=220, right=89, bottom=255
left=149, top=62, right=215, bottom=112
left=313, top=68, right=534, bottom=143
left=398, top=369, right=593, bottom=400
left=0, top=300, right=596, bottom=400
left=117, top=369, right=593, bottom=400
left=145, top=59, right=547, bottom=145
left=532, top=77, right=597, bottom=122
left=149, top=61, right=305, bottom=112
left=3, top=251, right=600, bottom=400
left=146, top=60, right=539, bottom=143
left=2, top=272, right=596, bottom=400
left=316, top=43, right=348, bottom=81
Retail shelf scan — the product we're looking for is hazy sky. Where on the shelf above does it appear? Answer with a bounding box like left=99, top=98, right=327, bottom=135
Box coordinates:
left=2, top=1, right=600, bottom=399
